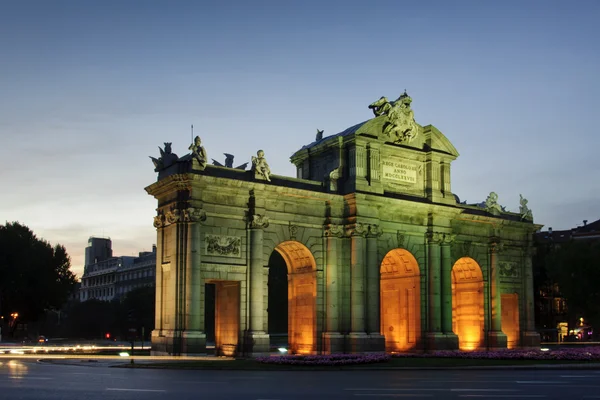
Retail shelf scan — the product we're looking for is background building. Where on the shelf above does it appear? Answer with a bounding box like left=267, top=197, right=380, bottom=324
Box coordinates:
left=79, top=237, right=156, bottom=302
left=534, top=219, right=600, bottom=341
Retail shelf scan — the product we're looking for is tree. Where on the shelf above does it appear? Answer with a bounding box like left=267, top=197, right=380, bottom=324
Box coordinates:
left=545, top=239, right=600, bottom=332
left=0, top=222, right=77, bottom=327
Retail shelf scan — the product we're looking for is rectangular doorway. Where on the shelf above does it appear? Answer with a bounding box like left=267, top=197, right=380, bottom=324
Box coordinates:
left=214, top=281, right=240, bottom=356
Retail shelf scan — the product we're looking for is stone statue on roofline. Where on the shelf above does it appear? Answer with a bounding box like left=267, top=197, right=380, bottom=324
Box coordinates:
left=189, top=135, right=207, bottom=170
left=484, top=192, right=503, bottom=215
left=519, top=194, right=533, bottom=221
left=149, top=142, right=178, bottom=172
left=368, top=90, right=419, bottom=144
left=251, top=149, right=271, bottom=182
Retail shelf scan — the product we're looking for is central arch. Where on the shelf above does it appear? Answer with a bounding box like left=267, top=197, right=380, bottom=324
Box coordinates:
left=452, top=257, right=484, bottom=351
left=273, top=241, right=317, bottom=355
left=380, top=249, right=421, bottom=352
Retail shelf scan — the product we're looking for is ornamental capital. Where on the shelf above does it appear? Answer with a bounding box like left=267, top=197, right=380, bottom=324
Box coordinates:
left=324, top=223, right=346, bottom=238
left=153, top=212, right=165, bottom=228
left=441, top=233, right=456, bottom=245
left=490, top=241, right=504, bottom=254
left=367, top=224, right=383, bottom=238
left=426, top=231, right=443, bottom=244
left=183, top=207, right=207, bottom=223
left=165, top=208, right=181, bottom=225
left=347, top=222, right=368, bottom=237
left=249, top=214, right=269, bottom=229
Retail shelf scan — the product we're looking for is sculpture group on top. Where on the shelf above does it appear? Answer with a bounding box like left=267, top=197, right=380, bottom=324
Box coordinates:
left=476, top=191, right=534, bottom=220
left=149, top=142, right=178, bottom=172
left=150, top=135, right=273, bottom=183
left=368, top=90, right=419, bottom=144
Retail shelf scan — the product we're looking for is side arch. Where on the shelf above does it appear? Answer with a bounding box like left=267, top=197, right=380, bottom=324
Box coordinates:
left=274, top=240, right=317, bottom=354
left=380, top=248, right=422, bottom=352
left=452, top=257, right=484, bottom=351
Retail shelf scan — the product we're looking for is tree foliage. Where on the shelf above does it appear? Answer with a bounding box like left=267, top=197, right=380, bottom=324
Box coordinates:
left=545, top=239, right=600, bottom=329
left=0, top=222, right=77, bottom=322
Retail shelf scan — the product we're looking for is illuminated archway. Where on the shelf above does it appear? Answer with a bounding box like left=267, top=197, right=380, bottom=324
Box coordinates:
left=273, top=241, right=317, bottom=355
left=452, top=257, right=484, bottom=351
left=501, top=293, right=520, bottom=349
left=380, top=249, right=421, bottom=352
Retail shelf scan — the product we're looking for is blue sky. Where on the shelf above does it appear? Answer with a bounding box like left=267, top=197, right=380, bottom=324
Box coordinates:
left=1, top=0, right=599, bottom=277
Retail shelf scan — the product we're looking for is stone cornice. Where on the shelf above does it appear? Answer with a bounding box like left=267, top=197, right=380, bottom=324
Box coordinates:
left=145, top=174, right=193, bottom=198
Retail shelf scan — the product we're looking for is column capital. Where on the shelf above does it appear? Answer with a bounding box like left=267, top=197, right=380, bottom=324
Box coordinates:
left=347, top=222, right=368, bottom=237
left=183, top=207, right=207, bottom=223
left=324, top=223, right=346, bottom=238
left=248, top=214, right=269, bottom=229
left=489, top=240, right=504, bottom=254
left=153, top=211, right=165, bottom=228
left=366, top=224, right=383, bottom=238
left=441, top=233, right=456, bottom=245
left=426, top=231, right=443, bottom=244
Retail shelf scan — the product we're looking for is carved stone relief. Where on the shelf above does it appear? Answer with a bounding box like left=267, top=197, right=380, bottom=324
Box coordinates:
left=205, top=234, right=242, bottom=257
left=498, top=261, right=519, bottom=278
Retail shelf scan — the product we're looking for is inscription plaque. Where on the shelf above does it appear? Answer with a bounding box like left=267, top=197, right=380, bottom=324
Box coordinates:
left=382, top=160, right=419, bottom=185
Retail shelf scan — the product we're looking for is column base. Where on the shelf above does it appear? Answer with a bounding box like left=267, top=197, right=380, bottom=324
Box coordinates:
left=521, top=331, right=541, bottom=348
left=150, top=329, right=207, bottom=356
left=346, top=333, right=385, bottom=353
left=181, top=331, right=207, bottom=355
left=487, top=331, right=508, bottom=350
left=426, top=332, right=459, bottom=351
left=366, top=334, right=386, bottom=353
left=241, top=331, right=270, bottom=357
left=346, top=333, right=369, bottom=353
left=322, top=332, right=345, bottom=354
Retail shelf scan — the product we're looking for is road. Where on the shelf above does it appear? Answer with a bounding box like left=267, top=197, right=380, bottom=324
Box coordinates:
left=1, top=358, right=600, bottom=399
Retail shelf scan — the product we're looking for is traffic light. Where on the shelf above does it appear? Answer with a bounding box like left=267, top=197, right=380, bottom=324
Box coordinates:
left=105, top=332, right=111, bottom=339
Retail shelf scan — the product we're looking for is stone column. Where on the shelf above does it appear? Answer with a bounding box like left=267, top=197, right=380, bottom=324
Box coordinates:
left=488, top=241, right=507, bottom=349
left=151, top=213, right=165, bottom=353
left=427, top=232, right=442, bottom=333
left=440, top=234, right=459, bottom=349
left=245, top=214, right=270, bottom=355
left=322, top=224, right=344, bottom=353
left=366, top=224, right=385, bottom=352
left=426, top=232, right=446, bottom=350
left=348, top=222, right=368, bottom=352
left=366, top=225, right=381, bottom=334
left=521, top=245, right=541, bottom=347
left=181, top=207, right=207, bottom=354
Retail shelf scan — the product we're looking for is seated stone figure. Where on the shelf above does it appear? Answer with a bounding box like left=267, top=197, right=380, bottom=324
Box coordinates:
left=189, top=135, right=207, bottom=169
left=251, top=150, right=271, bottom=182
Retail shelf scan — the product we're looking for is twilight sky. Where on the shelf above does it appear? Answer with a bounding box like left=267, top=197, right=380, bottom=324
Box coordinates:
left=1, top=0, right=599, bottom=278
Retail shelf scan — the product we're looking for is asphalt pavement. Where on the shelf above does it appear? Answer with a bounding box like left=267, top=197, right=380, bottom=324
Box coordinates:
left=2, top=357, right=600, bottom=399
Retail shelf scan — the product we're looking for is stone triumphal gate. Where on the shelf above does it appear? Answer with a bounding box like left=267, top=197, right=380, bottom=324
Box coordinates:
left=146, top=92, right=541, bottom=356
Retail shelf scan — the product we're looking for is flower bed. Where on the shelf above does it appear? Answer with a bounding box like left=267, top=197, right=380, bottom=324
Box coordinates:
left=256, top=353, right=391, bottom=366
left=392, top=347, right=600, bottom=361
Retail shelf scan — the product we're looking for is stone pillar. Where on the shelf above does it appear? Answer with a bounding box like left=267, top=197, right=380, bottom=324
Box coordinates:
left=488, top=241, right=507, bottom=349
left=151, top=213, right=165, bottom=354
left=322, top=224, right=344, bottom=353
left=521, top=245, right=541, bottom=347
left=245, top=214, right=270, bottom=355
left=366, top=225, right=385, bottom=351
left=181, top=207, right=207, bottom=354
left=440, top=234, right=459, bottom=349
left=348, top=222, right=368, bottom=352
left=426, top=232, right=444, bottom=349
